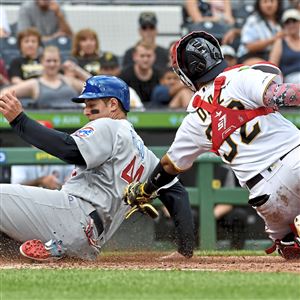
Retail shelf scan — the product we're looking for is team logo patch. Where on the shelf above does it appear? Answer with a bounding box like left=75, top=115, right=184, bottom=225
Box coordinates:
left=74, top=126, right=95, bottom=138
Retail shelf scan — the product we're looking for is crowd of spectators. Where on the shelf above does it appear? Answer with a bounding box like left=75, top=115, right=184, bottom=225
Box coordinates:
left=1, top=0, right=299, bottom=110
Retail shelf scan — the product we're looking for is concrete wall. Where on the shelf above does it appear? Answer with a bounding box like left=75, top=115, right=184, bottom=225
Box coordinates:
left=4, top=4, right=183, bottom=56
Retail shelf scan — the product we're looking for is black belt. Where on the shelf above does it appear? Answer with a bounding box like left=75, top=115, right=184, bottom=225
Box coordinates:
left=246, top=145, right=300, bottom=190
left=89, top=210, right=104, bottom=236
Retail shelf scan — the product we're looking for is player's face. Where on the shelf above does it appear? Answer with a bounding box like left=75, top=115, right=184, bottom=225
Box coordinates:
left=20, top=35, right=39, bottom=58
left=133, top=45, right=155, bottom=70
left=83, top=99, right=112, bottom=120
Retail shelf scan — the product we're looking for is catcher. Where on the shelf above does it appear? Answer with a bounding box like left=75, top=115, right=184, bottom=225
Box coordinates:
left=0, top=75, right=194, bottom=261
left=123, top=31, right=300, bottom=260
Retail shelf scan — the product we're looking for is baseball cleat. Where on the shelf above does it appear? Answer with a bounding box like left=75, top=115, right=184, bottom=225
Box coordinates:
left=20, top=239, right=66, bottom=262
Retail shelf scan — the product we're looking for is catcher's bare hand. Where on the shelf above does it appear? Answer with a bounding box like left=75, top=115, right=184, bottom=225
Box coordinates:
left=123, top=182, right=159, bottom=219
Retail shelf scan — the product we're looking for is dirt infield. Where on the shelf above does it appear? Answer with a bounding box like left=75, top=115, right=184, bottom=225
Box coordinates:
left=0, top=252, right=299, bottom=273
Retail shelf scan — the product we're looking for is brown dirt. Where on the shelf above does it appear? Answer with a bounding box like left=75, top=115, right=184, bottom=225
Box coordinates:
left=0, top=252, right=299, bottom=273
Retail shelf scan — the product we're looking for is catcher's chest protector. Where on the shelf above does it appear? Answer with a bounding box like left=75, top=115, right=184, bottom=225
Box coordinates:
left=192, top=75, right=276, bottom=155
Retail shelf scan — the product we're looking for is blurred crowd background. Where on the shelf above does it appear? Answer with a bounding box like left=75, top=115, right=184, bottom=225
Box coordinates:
left=0, top=0, right=299, bottom=111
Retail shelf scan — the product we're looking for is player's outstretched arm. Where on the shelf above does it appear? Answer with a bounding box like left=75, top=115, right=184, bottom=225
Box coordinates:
left=0, top=90, right=85, bottom=165
left=159, top=181, right=195, bottom=258
left=264, top=82, right=300, bottom=107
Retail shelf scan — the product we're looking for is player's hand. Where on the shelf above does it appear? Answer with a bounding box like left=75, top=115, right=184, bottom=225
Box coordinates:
left=123, top=182, right=159, bottom=219
left=0, top=90, right=23, bottom=123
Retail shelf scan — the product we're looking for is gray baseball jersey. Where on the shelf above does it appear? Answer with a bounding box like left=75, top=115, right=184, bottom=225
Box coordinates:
left=0, top=118, right=162, bottom=259
left=62, top=117, right=159, bottom=244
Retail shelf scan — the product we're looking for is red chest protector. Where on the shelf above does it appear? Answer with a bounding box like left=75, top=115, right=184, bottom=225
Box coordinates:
left=192, top=74, right=276, bottom=155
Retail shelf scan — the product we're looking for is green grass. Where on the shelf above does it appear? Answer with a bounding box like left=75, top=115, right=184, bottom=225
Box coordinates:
left=1, top=269, right=299, bottom=300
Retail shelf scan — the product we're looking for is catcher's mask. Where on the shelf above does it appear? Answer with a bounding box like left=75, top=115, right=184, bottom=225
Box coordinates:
left=72, top=75, right=130, bottom=112
left=171, top=31, right=227, bottom=91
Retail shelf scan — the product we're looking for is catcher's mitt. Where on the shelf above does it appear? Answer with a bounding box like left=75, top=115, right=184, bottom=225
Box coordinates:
left=123, top=182, right=159, bottom=219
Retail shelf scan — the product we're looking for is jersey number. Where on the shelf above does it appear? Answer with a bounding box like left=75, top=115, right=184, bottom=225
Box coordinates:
left=223, top=101, right=261, bottom=162
left=121, top=156, right=145, bottom=184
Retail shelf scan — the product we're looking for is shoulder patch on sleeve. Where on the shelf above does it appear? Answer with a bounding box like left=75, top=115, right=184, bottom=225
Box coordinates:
left=73, top=126, right=96, bottom=138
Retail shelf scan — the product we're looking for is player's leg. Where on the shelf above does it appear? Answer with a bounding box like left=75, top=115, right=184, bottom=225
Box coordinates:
left=249, top=147, right=300, bottom=241
left=0, top=184, right=98, bottom=259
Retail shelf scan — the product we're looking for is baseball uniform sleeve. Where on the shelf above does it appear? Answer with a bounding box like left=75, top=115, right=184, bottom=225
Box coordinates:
left=71, top=119, right=115, bottom=169
left=228, top=68, right=282, bottom=107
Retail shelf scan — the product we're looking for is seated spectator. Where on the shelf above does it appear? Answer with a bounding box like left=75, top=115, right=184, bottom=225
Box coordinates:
left=185, top=0, right=235, bottom=25
left=220, top=44, right=238, bottom=67
left=1, top=46, right=83, bottom=109
left=184, top=0, right=235, bottom=41
left=222, top=0, right=256, bottom=48
left=98, top=52, right=144, bottom=111
left=122, top=11, right=169, bottom=70
left=237, top=0, right=284, bottom=65
left=0, top=58, right=10, bottom=88
left=120, top=41, right=162, bottom=106
left=150, top=67, right=193, bottom=109
left=70, top=28, right=102, bottom=76
left=17, top=0, right=72, bottom=42
left=0, top=6, right=11, bottom=37
left=8, top=28, right=43, bottom=84
left=269, top=9, right=300, bottom=83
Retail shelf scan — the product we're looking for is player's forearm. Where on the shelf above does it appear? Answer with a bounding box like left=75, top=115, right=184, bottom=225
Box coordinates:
left=264, top=82, right=300, bottom=107
left=159, top=181, right=194, bottom=258
left=10, top=112, right=85, bottom=165
left=143, top=157, right=179, bottom=195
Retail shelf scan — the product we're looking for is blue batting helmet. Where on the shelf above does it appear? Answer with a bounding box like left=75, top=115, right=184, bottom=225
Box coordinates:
left=72, top=75, right=130, bottom=112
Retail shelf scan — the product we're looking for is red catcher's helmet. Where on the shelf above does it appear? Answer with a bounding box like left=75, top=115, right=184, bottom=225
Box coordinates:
left=171, top=31, right=227, bottom=91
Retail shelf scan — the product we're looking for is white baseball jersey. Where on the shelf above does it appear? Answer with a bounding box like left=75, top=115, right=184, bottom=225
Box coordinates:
left=62, top=117, right=159, bottom=244
left=167, top=66, right=300, bottom=187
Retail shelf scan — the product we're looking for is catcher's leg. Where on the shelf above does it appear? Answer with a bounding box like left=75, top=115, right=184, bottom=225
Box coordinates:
left=248, top=149, right=300, bottom=258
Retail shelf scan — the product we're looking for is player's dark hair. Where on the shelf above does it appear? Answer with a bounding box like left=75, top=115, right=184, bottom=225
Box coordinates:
left=102, top=98, right=127, bottom=115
